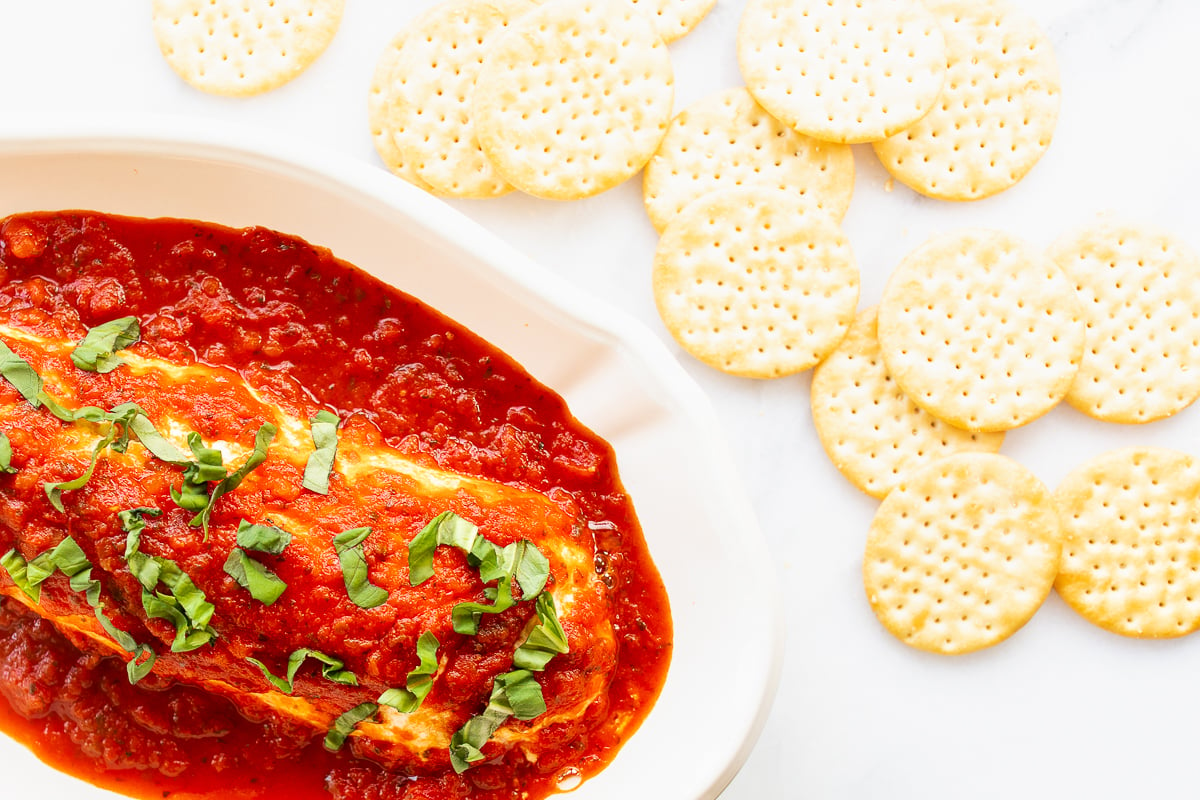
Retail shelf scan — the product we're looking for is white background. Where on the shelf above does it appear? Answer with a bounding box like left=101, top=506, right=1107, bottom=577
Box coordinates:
left=2, top=0, right=1200, bottom=798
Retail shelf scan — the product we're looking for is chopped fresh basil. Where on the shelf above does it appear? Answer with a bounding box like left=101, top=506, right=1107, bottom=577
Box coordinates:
left=323, top=702, right=379, bottom=752
left=119, top=510, right=217, bottom=653
left=126, top=412, right=189, bottom=463
left=332, top=526, right=388, bottom=609
left=302, top=409, right=339, bottom=495
left=409, top=511, right=549, bottom=604
left=94, top=605, right=156, bottom=683
left=377, top=632, right=440, bottom=714
left=0, top=548, right=52, bottom=602
left=449, top=670, right=547, bottom=773
left=43, top=403, right=147, bottom=512
left=451, top=579, right=516, bottom=636
left=36, top=391, right=75, bottom=422
left=0, top=432, right=16, bottom=474
left=190, top=424, right=276, bottom=535
left=70, top=316, right=139, bottom=374
left=236, top=519, right=292, bottom=555
left=223, top=548, right=287, bottom=605
left=247, top=648, right=358, bottom=695
left=2, top=533, right=156, bottom=684
left=408, top=511, right=490, bottom=585
left=513, top=591, right=569, bottom=671
left=0, top=340, right=43, bottom=405
left=170, top=432, right=226, bottom=512
left=479, top=539, right=550, bottom=602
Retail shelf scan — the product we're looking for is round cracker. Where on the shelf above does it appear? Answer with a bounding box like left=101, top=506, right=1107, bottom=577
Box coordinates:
left=872, top=0, right=1060, bottom=200
left=629, top=0, right=715, bottom=43
left=863, top=452, right=1061, bottom=655
left=642, top=87, right=855, bottom=233
left=368, top=30, right=435, bottom=191
left=737, top=0, right=947, bottom=144
left=1048, top=220, right=1200, bottom=423
left=383, top=0, right=537, bottom=198
left=472, top=0, right=675, bottom=200
left=653, top=186, right=859, bottom=378
left=151, top=0, right=344, bottom=97
left=877, top=229, right=1085, bottom=432
left=812, top=307, right=1004, bottom=499
left=1055, top=448, right=1200, bottom=638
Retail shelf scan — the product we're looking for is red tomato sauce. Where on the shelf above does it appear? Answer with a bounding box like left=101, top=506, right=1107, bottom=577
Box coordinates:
left=0, top=211, right=672, bottom=800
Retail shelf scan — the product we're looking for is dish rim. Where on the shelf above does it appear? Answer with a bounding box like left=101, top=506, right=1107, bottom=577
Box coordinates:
left=0, top=114, right=785, bottom=800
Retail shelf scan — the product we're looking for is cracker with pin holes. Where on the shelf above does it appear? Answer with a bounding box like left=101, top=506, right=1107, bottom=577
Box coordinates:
left=652, top=185, right=858, bottom=378
left=472, top=0, right=675, bottom=200
left=630, top=0, right=716, bottom=43
left=811, top=307, right=1004, bottom=499
left=876, top=228, right=1085, bottom=432
left=872, top=0, right=1060, bottom=200
left=369, top=29, right=436, bottom=191
left=737, top=0, right=947, bottom=144
left=379, top=0, right=537, bottom=198
left=863, top=452, right=1061, bottom=655
left=1055, top=448, right=1200, bottom=639
left=1048, top=220, right=1200, bottom=423
left=151, top=0, right=344, bottom=97
left=642, top=88, right=855, bottom=233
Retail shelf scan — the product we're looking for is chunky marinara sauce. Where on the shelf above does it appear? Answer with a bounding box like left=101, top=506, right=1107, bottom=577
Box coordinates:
left=0, top=211, right=672, bottom=800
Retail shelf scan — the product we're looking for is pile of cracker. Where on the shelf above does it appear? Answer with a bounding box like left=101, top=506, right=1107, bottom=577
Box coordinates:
left=648, top=0, right=1061, bottom=379
left=826, top=220, right=1200, bottom=655
left=366, top=0, right=714, bottom=200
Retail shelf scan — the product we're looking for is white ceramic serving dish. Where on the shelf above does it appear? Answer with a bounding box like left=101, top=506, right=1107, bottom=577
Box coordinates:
left=0, top=118, right=783, bottom=800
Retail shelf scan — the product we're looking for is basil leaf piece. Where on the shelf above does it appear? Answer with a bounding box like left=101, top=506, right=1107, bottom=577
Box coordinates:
left=332, top=527, right=388, bottom=609
left=70, top=316, right=139, bottom=374
left=377, top=632, right=440, bottom=714
left=0, top=551, right=43, bottom=599
left=449, top=670, right=547, bottom=773
left=236, top=519, right=292, bottom=555
left=118, top=507, right=162, bottom=560
left=512, top=592, right=570, bottom=671
left=119, top=511, right=217, bottom=653
left=94, top=605, right=156, bottom=683
left=190, top=423, right=276, bottom=535
left=126, top=412, right=189, bottom=463
left=0, top=432, right=17, bottom=474
left=408, top=511, right=490, bottom=585
left=42, top=403, right=147, bottom=512
left=223, top=548, right=287, bottom=605
left=0, top=340, right=43, bottom=405
left=302, top=410, right=339, bottom=495
left=247, top=648, right=358, bottom=695
left=451, top=578, right=516, bottom=635
left=36, top=391, right=75, bottom=422
left=479, top=540, right=550, bottom=601
left=323, top=702, right=379, bottom=752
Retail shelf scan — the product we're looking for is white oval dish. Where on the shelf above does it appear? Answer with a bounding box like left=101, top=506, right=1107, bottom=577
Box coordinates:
left=0, top=118, right=783, bottom=800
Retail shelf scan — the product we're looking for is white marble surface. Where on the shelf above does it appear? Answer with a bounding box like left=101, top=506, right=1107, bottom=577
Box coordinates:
left=2, top=0, right=1200, bottom=797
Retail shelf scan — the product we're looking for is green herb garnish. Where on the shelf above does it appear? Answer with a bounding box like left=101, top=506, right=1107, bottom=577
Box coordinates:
left=70, top=316, right=139, bottom=374
left=377, top=632, right=440, bottom=713
left=323, top=702, right=379, bottom=752
left=449, top=670, right=547, bottom=773
left=247, top=648, right=358, bottom=694
left=120, top=509, right=217, bottom=652
left=223, top=548, right=287, bottom=605
left=0, top=340, right=43, bottom=405
left=322, top=632, right=441, bottom=750
left=302, top=409, right=339, bottom=495
left=42, top=403, right=148, bottom=512
left=0, top=432, right=17, bottom=474
left=512, top=591, right=569, bottom=671
left=332, top=526, right=388, bottom=609
left=0, top=548, right=52, bottom=602
left=409, top=512, right=550, bottom=635
left=191, top=423, right=276, bottom=535
left=236, top=519, right=292, bottom=554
